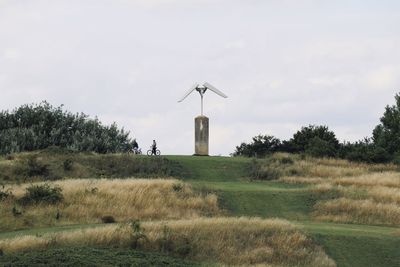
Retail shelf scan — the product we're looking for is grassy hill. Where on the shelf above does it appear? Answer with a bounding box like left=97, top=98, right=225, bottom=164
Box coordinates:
left=0, top=151, right=399, bottom=266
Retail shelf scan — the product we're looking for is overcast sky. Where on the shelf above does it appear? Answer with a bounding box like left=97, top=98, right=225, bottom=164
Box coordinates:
left=1, top=0, right=399, bottom=155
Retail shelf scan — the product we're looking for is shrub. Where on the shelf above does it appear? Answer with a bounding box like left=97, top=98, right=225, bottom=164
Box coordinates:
left=63, top=159, right=73, bottom=171
left=5, top=154, right=14, bottom=160
left=19, top=184, right=63, bottom=205
left=27, top=156, right=49, bottom=177
left=12, top=206, right=22, bottom=217
left=172, top=183, right=183, bottom=192
left=0, top=186, right=12, bottom=201
left=289, top=125, right=340, bottom=156
left=233, top=135, right=281, bottom=157
left=305, top=137, right=337, bottom=157
left=248, top=158, right=282, bottom=180
left=101, top=216, right=116, bottom=224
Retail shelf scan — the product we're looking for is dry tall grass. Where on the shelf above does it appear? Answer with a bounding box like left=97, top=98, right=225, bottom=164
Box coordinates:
left=270, top=153, right=397, bottom=179
left=0, top=217, right=336, bottom=267
left=279, top=169, right=400, bottom=225
left=271, top=155, right=400, bottom=226
left=313, top=198, right=400, bottom=225
left=0, top=179, right=219, bottom=231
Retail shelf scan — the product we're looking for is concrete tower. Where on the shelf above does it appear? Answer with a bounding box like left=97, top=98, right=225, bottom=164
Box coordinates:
left=195, top=115, right=209, bottom=155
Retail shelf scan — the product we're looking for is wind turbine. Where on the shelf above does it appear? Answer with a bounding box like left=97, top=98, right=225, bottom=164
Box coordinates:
left=178, top=82, right=228, bottom=116
left=178, top=82, right=228, bottom=156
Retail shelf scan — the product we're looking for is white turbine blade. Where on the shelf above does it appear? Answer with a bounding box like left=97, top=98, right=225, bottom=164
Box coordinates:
left=178, top=83, right=199, bottom=102
left=203, top=82, right=228, bottom=98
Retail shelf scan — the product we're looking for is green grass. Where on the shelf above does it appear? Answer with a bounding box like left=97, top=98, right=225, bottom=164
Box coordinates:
left=166, top=155, right=250, bottom=181
left=191, top=181, right=314, bottom=220
left=0, top=247, right=200, bottom=267
left=314, top=233, right=400, bottom=267
left=295, top=221, right=400, bottom=267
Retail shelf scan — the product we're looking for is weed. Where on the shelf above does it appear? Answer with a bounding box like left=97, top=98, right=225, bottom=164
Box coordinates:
left=159, top=225, right=173, bottom=253
left=130, top=220, right=147, bottom=249
left=84, top=187, right=98, bottom=194
left=172, top=183, right=184, bottom=192
left=56, top=210, right=61, bottom=220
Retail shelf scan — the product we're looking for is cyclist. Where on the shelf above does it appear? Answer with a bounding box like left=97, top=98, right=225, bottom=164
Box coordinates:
left=152, top=140, right=157, bottom=155
left=132, top=139, right=139, bottom=154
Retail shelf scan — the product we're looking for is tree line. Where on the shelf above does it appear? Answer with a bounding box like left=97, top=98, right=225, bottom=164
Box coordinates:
left=233, top=93, right=400, bottom=163
left=0, top=102, right=134, bottom=154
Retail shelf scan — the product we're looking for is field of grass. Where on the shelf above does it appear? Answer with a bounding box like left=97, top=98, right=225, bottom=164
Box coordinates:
left=1, top=151, right=400, bottom=266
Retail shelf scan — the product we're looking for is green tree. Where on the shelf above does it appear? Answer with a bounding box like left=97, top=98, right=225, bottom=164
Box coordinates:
left=373, top=93, right=400, bottom=156
left=0, top=102, right=134, bottom=154
left=289, top=125, right=339, bottom=157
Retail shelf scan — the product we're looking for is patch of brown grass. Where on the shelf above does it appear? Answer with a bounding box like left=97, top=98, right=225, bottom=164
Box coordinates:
left=277, top=160, right=400, bottom=226
left=0, top=179, right=219, bottom=231
left=313, top=198, right=400, bottom=226
left=332, top=172, right=400, bottom=188
left=0, top=217, right=336, bottom=267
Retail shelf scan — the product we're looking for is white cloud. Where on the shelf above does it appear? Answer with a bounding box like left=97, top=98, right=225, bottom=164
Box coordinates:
left=3, top=48, right=21, bottom=60
left=365, top=66, right=399, bottom=91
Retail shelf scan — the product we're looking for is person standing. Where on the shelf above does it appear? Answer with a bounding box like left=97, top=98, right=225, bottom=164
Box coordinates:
left=152, top=140, right=157, bottom=155
left=132, top=139, right=139, bottom=154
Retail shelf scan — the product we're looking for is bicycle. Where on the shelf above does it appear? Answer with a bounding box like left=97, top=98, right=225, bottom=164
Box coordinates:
left=147, top=146, right=161, bottom=156
left=127, top=148, right=142, bottom=155
left=133, top=148, right=142, bottom=155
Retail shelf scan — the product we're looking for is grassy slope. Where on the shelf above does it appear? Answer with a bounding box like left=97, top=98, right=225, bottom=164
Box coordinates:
left=166, top=156, right=400, bottom=267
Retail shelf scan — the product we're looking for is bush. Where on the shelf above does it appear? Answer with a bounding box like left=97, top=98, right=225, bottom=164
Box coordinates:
left=63, top=159, right=73, bottom=171
left=101, top=216, right=116, bottom=224
left=26, top=156, right=49, bottom=177
left=233, top=135, right=281, bottom=157
left=248, top=158, right=282, bottom=180
left=0, top=186, right=12, bottom=201
left=305, top=137, right=337, bottom=157
left=5, top=154, right=15, bottom=160
left=19, top=184, right=63, bottom=205
left=288, top=125, right=340, bottom=156
left=12, top=206, right=22, bottom=217
left=340, top=139, right=392, bottom=163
